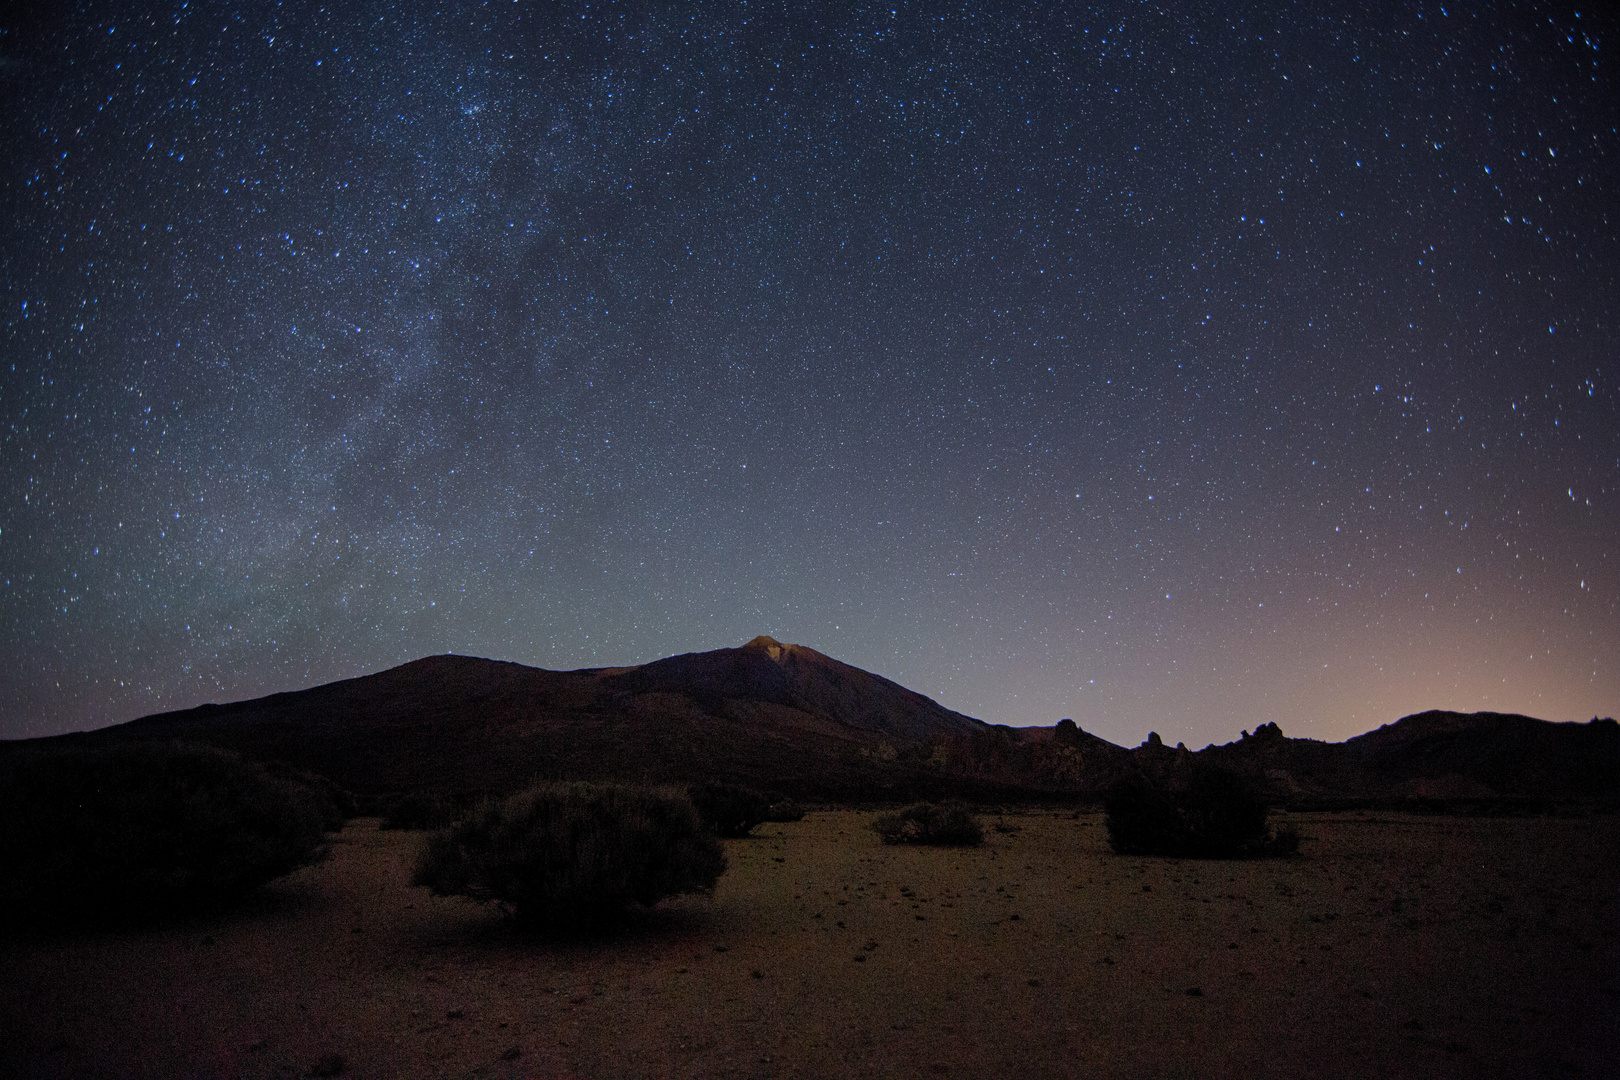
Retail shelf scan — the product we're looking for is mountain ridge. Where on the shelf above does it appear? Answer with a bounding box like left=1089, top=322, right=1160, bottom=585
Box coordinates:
left=5, top=639, right=1614, bottom=806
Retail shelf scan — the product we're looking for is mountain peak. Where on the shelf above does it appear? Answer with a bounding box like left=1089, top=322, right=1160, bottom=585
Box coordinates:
left=743, top=635, right=787, bottom=660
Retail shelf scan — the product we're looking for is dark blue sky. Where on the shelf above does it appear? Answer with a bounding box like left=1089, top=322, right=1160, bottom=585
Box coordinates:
left=3, top=1, right=1615, bottom=746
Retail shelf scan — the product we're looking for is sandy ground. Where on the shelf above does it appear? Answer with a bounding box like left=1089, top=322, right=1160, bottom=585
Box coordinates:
left=3, top=810, right=1616, bottom=1079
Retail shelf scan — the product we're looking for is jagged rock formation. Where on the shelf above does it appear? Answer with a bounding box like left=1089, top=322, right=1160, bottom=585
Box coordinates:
left=1152, top=712, right=1618, bottom=806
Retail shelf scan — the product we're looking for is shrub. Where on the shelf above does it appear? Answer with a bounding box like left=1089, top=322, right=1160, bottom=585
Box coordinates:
left=763, top=799, right=806, bottom=823
left=688, top=781, right=771, bottom=838
left=261, top=761, right=355, bottom=831
left=871, top=802, right=984, bottom=846
left=412, top=782, right=727, bottom=929
left=0, top=741, right=336, bottom=928
left=380, top=792, right=458, bottom=831
left=1105, top=768, right=1294, bottom=858
left=1269, top=823, right=1302, bottom=856
left=1103, top=778, right=1185, bottom=855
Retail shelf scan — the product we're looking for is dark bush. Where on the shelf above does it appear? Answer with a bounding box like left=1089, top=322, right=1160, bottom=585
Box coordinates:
left=260, top=761, right=355, bottom=831
left=688, top=781, right=771, bottom=838
left=1269, top=823, right=1301, bottom=856
left=763, top=799, right=806, bottom=823
left=412, top=782, right=727, bottom=929
left=1105, top=768, right=1294, bottom=858
left=380, top=792, right=457, bottom=831
left=871, top=802, right=984, bottom=846
left=1103, top=778, right=1184, bottom=855
left=0, top=742, right=336, bottom=928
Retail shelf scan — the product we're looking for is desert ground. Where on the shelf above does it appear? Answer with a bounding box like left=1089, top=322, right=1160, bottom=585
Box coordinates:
left=3, top=809, right=1616, bottom=1079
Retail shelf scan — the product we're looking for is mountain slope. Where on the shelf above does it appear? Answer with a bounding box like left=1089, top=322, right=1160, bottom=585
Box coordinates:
left=23, top=637, right=993, bottom=800
left=606, top=637, right=985, bottom=741
left=6, top=638, right=1612, bottom=806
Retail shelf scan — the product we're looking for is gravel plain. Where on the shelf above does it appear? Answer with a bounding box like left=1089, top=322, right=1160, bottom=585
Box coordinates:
left=4, top=809, right=1616, bottom=1079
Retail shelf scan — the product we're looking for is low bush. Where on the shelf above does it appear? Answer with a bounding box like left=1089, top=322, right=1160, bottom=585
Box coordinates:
left=1105, top=769, right=1295, bottom=858
left=763, top=799, right=806, bottom=823
left=380, top=792, right=458, bottom=831
left=261, top=761, right=355, bottom=831
left=0, top=741, right=337, bottom=928
left=412, top=782, right=727, bottom=929
left=872, top=802, right=983, bottom=846
left=1269, top=823, right=1302, bottom=856
left=688, top=781, right=771, bottom=838
left=1104, top=778, right=1186, bottom=855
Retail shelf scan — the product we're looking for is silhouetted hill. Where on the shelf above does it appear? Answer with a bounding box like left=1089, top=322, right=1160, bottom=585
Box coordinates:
left=1147, top=712, right=1619, bottom=806
left=917, top=711, right=1615, bottom=807
left=5, top=639, right=1613, bottom=808
left=12, top=638, right=999, bottom=802
left=1342, top=710, right=1619, bottom=799
left=604, top=637, right=985, bottom=742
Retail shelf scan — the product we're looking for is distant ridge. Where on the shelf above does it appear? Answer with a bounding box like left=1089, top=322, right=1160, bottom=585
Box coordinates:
left=1139, top=711, right=1618, bottom=805
left=13, top=638, right=994, bottom=801
left=6, top=639, right=1614, bottom=806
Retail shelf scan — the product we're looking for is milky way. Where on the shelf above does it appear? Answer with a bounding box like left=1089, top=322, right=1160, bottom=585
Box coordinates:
left=3, top=2, right=1615, bottom=745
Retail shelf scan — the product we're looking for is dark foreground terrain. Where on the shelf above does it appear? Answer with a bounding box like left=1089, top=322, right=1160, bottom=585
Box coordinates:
left=4, top=810, right=1615, bottom=1079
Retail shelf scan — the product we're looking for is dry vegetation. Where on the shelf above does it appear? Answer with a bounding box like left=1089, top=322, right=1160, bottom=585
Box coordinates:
left=3, top=810, right=1616, bottom=1079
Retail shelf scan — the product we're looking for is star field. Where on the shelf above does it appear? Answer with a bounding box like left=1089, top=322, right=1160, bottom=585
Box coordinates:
left=3, top=2, right=1615, bottom=746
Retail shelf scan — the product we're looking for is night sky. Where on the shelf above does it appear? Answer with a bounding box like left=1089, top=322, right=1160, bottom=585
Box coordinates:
left=3, top=2, right=1615, bottom=747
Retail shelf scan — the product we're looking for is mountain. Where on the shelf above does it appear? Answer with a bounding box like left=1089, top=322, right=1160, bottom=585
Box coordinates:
left=1336, top=710, right=1617, bottom=800
left=603, top=636, right=983, bottom=742
left=851, top=709, right=1615, bottom=806
left=1120, top=713, right=1619, bottom=806
left=6, top=637, right=1614, bottom=807
left=13, top=637, right=998, bottom=802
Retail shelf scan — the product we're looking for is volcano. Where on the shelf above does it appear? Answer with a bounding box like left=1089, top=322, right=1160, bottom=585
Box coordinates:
left=24, top=636, right=994, bottom=801
left=9, top=637, right=1614, bottom=807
